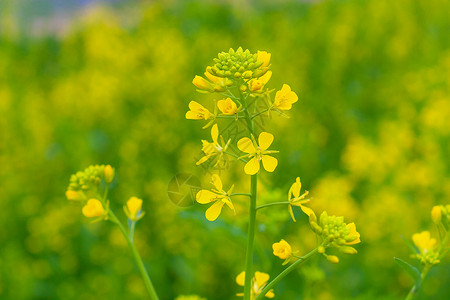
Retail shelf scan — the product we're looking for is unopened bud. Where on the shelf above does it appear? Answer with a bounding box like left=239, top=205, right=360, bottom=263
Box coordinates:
left=326, top=255, right=339, bottom=264
left=339, top=246, right=357, bottom=255
left=431, top=206, right=442, bottom=224
left=104, top=165, right=115, bottom=184
left=318, top=246, right=325, bottom=254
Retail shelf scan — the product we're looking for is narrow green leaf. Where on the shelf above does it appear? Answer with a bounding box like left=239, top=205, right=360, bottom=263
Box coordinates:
left=394, top=257, right=422, bottom=291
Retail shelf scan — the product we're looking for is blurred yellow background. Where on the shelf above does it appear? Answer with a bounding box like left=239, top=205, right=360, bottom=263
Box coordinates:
left=0, top=0, right=449, bottom=299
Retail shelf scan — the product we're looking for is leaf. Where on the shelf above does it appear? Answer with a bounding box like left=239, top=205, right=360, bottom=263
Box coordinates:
left=394, top=257, right=422, bottom=291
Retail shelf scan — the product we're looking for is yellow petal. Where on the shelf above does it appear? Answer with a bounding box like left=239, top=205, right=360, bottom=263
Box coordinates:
left=224, top=198, right=235, bottom=211
left=196, top=155, right=211, bottom=165
left=211, top=124, right=219, bottom=144
left=236, top=271, right=245, bottom=286
left=257, top=51, right=271, bottom=68
left=265, top=290, right=275, bottom=298
left=346, top=222, right=361, bottom=245
left=196, top=190, right=217, bottom=204
left=82, top=199, right=106, bottom=218
left=300, top=205, right=314, bottom=217
left=238, top=137, right=256, bottom=153
left=291, top=177, right=301, bottom=198
left=188, top=100, right=204, bottom=111
left=254, top=271, right=270, bottom=288
left=258, top=132, right=274, bottom=150
left=244, top=157, right=260, bottom=175
left=205, top=201, right=225, bottom=221
left=211, top=174, right=223, bottom=191
left=261, top=155, right=277, bottom=172
left=259, top=70, right=272, bottom=85
left=185, top=111, right=201, bottom=120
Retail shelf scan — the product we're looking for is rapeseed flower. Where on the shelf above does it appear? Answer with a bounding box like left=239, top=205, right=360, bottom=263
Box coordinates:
left=185, top=101, right=213, bottom=120
left=196, top=174, right=235, bottom=221
left=237, top=132, right=278, bottom=175
left=124, top=196, right=145, bottom=221
left=273, top=84, right=298, bottom=110
left=82, top=198, right=108, bottom=221
left=217, top=98, right=238, bottom=115
left=272, top=239, right=292, bottom=260
left=288, top=177, right=313, bottom=222
left=196, top=124, right=230, bottom=167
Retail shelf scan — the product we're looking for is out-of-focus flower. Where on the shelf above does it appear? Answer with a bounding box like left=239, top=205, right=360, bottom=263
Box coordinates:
left=272, top=84, right=298, bottom=110
left=196, top=174, right=235, bottom=221
left=237, top=132, right=278, bottom=175
left=185, top=101, right=214, bottom=120
left=236, top=271, right=274, bottom=299
left=412, top=231, right=440, bottom=265
left=124, top=196, right=144, bottom=221
left=82, top=199, right=107, bottom=219
left=217, top=98, right=238, bottom=115
left=287, top=177, right=312, bottom=222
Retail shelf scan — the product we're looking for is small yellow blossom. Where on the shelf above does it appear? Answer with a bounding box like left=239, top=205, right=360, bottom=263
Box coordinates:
left=236, top=271, right=274, bottom=299
left=288, top=177, right=313, bottom=222
left=196, top=174, right=235, bottom=221
left=196, top=124, right=230, bottom=167
left=248, top=71, right=272, bottom=92
left=237, top=132, right=279, bottom=175
left=273, top=84, right=298, bottom=110
left=104, top=165, right=115, bottom=184
left=412, top=231, right=436, bottom=254
left=272, top=239, right=292, bottom=260
left=217, top=98, right=238, bottom=115
left=257, top=51, right=271, bottom=68
left=124, top=196, right=144, bottom=221
left=185, top=101, right=213, bottom=120
left=192, top=75, right=214, bottom=92
left=82, top=199, right=107, bottom=218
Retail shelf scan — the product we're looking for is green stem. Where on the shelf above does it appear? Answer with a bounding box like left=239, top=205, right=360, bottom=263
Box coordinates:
left=109, top=211, right=159, bottom=300
left=405, top=265, right=431, bottom=300
left=256, top=201, right=290, bottom=211
left=251, top=108, right=270, bottom=119
left=244, top=174, right=258, bottom=300
left=255, top=248, right=318, bottom=300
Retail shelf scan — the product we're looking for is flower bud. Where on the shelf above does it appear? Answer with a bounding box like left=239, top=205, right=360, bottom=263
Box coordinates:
left=326, top=255, right=339, bottom=264
left=339, top=246, right=358, bottom=255
left=104, top=165, right=115, bottom=184
left=431, top=206, right=442, bottom=224
left=318, top=246, right=325, bottom=254
left=193, top=76, right=214, bottom=92
left=124, top=196, right=144, bottom=221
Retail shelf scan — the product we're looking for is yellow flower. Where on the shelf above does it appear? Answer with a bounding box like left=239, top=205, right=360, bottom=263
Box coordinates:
left=82, top=199, right=107, bottom=218
left=273, top=84, right=298, bottom=110
left=124, top=196, right=144, bottom=221
left=196, top=124, right=230, bottom=167
left=217, top=98, right=238, bottom=115
left=257, top=51, right=271, bottom=68
left=236, top=271, right=274, bottom=299
left=185, top=101, right=213, bottom=120
left=248, top=71, right=272, bottom=92
left=237, top=132, right=279, bottom=175
left=288, top=177, right=313, bottom=222
left=272, top=239, right=292, bottom=260
left=192, top=75, right=214, bottom=92
left=196, top=174, right=235, bottom=221
left=345, top=222, right=361, bottom=245
left=412, top=231, right=436, bottom=254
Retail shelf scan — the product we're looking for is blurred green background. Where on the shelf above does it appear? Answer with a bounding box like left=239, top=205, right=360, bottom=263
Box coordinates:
left=0, top=0, right=449, bottom=299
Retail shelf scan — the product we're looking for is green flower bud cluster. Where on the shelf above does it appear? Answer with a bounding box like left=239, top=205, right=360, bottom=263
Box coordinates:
left=206, top=47, right=264, bottom=79
left=67, top=164, right=107, bottom=194
left=413, top=250, right=440, bottom=266
left=311, top=212, right=357, bottom=247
